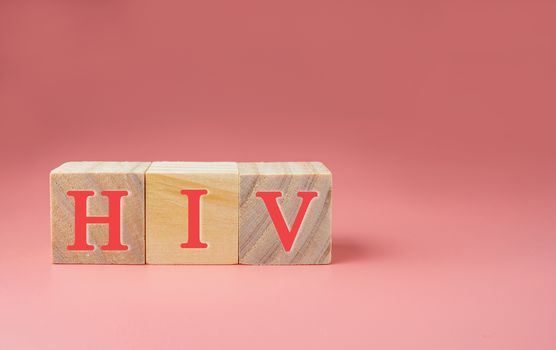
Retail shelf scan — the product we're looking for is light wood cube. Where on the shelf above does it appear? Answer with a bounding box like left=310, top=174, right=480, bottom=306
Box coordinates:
left=50, top=162, right=150, bottom=264
left=239, top=162, right=332, bottom=265
left=146, top=162, right=239, bottom=264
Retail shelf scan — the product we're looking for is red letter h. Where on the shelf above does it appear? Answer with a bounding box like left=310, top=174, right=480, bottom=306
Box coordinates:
left=66, top=190, right=129, bottom=251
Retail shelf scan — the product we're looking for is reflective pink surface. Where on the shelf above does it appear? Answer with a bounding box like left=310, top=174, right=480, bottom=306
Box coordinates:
left=1, top=0, right=556, bottom=348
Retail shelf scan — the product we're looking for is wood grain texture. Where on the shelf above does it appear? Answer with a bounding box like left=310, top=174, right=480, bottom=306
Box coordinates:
left=146, top=162, right=239, bottom=264
left=239, top=162, right=332, bottom=265
left=50, top=161, right=150, bottom=264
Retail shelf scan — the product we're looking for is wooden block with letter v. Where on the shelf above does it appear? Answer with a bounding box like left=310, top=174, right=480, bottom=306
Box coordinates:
left=50, top=161, right=150, bottom=264
left=146, top=162, right=239, bottom=264
left=239, top=162, right=332, bottom=265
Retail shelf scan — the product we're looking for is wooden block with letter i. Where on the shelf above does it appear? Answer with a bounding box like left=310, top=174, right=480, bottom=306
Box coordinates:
left=146, top=162, right=239, bottom=264
left=239, top=162, right=332, bottom=265
left=50, top=161, right=150, bottom=264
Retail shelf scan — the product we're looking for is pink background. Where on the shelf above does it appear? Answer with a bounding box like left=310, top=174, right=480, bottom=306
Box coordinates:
left=1, top=1, right=556, bottom=349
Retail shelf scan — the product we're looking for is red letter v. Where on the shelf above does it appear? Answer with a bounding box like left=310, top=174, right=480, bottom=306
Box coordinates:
left=256, top=191, right=318, bottom=252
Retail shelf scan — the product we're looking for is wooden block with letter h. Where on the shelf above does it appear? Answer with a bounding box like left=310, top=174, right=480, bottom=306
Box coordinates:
left=50, top=162, right=150, bottom=264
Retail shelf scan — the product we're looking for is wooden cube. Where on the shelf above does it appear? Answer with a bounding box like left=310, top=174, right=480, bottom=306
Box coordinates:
left=50, top=162, right=150, bottom=264
left=239, top=162, right=332, bottom=265
left=146, top=162, right=239, bottom=264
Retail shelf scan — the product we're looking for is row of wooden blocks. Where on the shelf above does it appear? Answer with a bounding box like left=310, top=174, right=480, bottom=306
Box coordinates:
left=50, top=162, right=332, bottom=265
